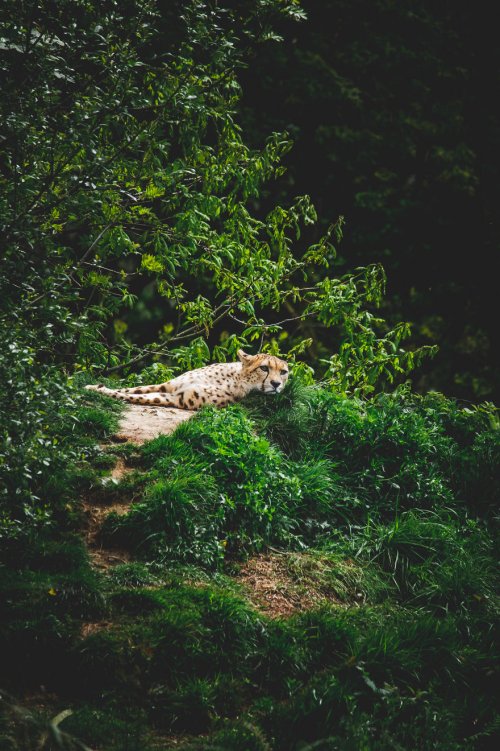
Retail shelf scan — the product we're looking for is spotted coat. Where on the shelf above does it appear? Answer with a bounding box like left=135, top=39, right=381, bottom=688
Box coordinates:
left=85, top=350, right=289, bottom=409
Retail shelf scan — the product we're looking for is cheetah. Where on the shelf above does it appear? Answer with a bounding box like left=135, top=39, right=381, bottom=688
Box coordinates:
left=85, top=350, right=289, bottom=410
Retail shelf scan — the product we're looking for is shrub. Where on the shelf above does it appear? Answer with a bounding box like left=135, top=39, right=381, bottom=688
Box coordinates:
left=347, top=511, right=497, bottom=611
left=104, top=407, right=302, bottom=565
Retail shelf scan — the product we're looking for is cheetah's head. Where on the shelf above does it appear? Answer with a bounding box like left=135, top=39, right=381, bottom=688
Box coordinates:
left=237, top=350, right=289, bottom=394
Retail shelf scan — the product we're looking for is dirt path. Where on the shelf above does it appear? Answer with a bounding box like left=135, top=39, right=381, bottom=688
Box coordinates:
left=83, top=405, right=195, bottom=570
left=114, top=404, right=195, bottom=444
left=83, top=487, right=132, bottom=570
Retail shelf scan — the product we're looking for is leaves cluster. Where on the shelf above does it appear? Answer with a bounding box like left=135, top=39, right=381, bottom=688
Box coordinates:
left=0, top=0, right=438, bottom=544
left=240, top=0, right=500, bottom=401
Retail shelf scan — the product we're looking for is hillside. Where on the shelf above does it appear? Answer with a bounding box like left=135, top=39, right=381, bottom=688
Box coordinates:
left=1, top=379, right=498, bottom=750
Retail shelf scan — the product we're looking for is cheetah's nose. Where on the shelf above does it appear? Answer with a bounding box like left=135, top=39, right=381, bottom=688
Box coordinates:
left=271, top=380, right=281, bottom=390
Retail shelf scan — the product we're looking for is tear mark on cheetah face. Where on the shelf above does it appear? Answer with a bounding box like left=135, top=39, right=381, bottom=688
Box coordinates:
left=237, top=349, right=289, bottom=394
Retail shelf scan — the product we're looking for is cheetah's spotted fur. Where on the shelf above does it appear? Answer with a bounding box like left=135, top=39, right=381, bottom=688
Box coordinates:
left=85, top=350, right=289, bottom=409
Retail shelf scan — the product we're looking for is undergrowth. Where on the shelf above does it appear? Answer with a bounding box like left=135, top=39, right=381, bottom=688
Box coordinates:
left=1, top=378, right=498, bottom=750
left=102, top=380, right=499, bottom=574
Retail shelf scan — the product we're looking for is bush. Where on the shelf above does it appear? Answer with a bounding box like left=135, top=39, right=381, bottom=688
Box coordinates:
left=250, top=382, right=500, bottom=520
left=104, top=407, right=302, bottom=565
left=99, top=385, right=500, bottom=576
left=62, top=705, right=148, bottom=751
left=346, top=511, right=497, bottom=612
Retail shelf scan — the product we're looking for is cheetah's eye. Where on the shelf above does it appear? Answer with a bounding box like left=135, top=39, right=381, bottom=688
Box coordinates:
left=259, top=365, right=269, bottom=372
left=280, top=369, right=288, bottom=375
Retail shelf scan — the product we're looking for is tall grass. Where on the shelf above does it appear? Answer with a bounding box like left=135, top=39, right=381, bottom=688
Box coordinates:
left=102, top=384, right=499, bottom=571
left=1, top=379, right=498, bottom=750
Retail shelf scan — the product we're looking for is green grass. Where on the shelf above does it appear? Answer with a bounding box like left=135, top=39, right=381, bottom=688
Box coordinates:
left=344, top=511, right=498, bottom=612
left=1, top=378, right=498, bottom=750
left=281, top=550, right=392, bottom=605
left=99, top=387, right=500, bottom=575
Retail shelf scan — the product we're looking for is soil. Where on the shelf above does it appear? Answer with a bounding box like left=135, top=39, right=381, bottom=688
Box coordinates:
left=82, top=496, right=132, bottom=570
left=113, top=404, right=195, bottom=445
left=80, top=621, right=114, bottom=639
left=110, top=456, right=132, bottom=481
left=82, top=406, right=195, bottom=569
left=236, top=553, right=341, bottom=618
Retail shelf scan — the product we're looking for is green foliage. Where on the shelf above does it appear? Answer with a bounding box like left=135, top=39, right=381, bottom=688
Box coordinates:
left=0, top=564, right=105, bottom=691
left=250, top=380, right=500, bottom=517
left=0, top=0, right=420, bottom=384
left=240, top=0, right=500, bottom=402
left=103, top=406, right=301, bottom=564
left=0, top=365, right=121, bottom=548
left=73, top=407, right=119, bottom=439
left=282, top=551, right=391, bottom=605
left=62, top=706, right=147, bottom=751
left=0, top=0, right=438, bottom=551
left=184, top=720, right=273, bottom=751
left=0, top=691, right=93, bottom=751
left=3, top=373, right=496, bottom=748
left=0, top=3, right=498, bottom=750
left=74, top=629, right=146, bottom=696
left=100, top=386, right=499, bottom=574
left=0, top=342, right=74, bottom=542
left=106, top=562, right=160, bottom=589
left=348, top=511, right=497, bottom=612
left=252, top=607, right=497, bottom=750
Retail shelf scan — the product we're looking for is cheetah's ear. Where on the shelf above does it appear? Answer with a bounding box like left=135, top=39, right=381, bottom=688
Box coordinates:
left=237, top=349, right=254, bottom=364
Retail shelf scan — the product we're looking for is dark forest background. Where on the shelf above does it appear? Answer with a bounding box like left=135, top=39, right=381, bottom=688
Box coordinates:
left=239, top=0, right=499, bottom=402
left=1, top=3, right=499, bottom=749
left=2, top=1, right=498, bottom=401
